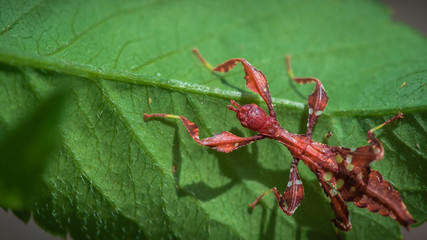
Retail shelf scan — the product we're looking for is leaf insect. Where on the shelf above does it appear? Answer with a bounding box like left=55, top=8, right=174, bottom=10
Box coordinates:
left=144, top=49, right=415, bottom=231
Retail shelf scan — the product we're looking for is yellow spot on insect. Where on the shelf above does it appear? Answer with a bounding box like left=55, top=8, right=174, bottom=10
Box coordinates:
left=336, top=154, right=343, bottom=164
left=308, top=108, right=313, bottom=115
left=350, top=186, right=356, bottom=192
left=329, top=188, right=338, bottom=196
left=148, top=97, right=152, bottom=104
left=234, top=143, right=239, bottom=147
left=324, top=172, right=333, bottom=181
left=315, top=110, right=322, bottom=116
left=263, top=88, right=267, bottom=92
left=346, top=163, right=354, bottom=171
left=336, top=178, right=345, bottom=189
left=358, top=172, right=364, bottom=180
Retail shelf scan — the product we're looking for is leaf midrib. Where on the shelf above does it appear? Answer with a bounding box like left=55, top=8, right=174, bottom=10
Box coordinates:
left=4, top=48, right=427, bottom=119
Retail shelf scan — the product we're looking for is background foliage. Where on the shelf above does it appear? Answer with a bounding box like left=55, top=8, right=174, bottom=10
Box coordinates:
left=0, top=0, right=426, bottom=239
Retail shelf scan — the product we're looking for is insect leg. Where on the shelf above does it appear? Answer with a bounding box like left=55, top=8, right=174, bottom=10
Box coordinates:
left=332, top=113, right=404, bottom=176
left=285, top=55, right=329, bottom=138
left=250, top=158, right=304, bottom=216
left=144, top=113, right=265, bottom=153
left=316, top=174, right=352, bottom=231
left=367, top=112, right=404, bottom=158
left=335, top=112, right=405, bottom=170
left=193, top=48, right=277, bottom=119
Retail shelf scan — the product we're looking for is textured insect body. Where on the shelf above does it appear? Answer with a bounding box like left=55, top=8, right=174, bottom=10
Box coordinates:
left=144, top=49, right=415, bottom=231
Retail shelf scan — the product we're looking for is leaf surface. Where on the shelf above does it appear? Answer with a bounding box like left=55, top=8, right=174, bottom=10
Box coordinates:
left=0, top=0, right=426, bottom=239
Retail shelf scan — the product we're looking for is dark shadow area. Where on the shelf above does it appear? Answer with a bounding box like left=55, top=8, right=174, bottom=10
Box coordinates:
left=288, top=75, right=307, bottom=100
left=172, top=127, right=182, bottom=190
left=174, top=126, right=291, bottom=202
left=178, top=181, right=236, bottom=200
left=143, top=117, right=187, bottom=196
left=259, top=203, right=279, bottom=240
left=291, top=178, right=340, bottom=239
left=297, top=105, right=309, bottom=134
left=211, top=71, right=248, bottom=94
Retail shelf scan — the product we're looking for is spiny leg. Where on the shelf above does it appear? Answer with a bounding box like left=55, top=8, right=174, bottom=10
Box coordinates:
left=285, top=55, right=329, bottom=138
left=250, top=158, right=304, bottom=216
left=193, top=48, right=277, bottom=119
left=144, top=113, right=265, bottom=153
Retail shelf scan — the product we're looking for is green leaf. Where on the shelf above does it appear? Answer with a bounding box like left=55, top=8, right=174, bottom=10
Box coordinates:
left=0, top=0, right=426, bottom=239
left=0, top=90, right=64, bottom=209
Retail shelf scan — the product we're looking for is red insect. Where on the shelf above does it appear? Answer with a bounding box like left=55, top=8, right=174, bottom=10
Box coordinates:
left=144, top=49, right=415, bottom=231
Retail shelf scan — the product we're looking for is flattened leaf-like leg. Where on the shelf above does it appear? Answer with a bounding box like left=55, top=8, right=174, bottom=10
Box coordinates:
left=316, top=173, right=352, bottom=231
left=144, top=113, right=265, bottom=153
left=277, top=158, right=305, bottom=215
left=285, top=55, right=329, bottom=138
left=250, top=158, right=304, bottom=216
left=193, top=48, right=276, bottom=119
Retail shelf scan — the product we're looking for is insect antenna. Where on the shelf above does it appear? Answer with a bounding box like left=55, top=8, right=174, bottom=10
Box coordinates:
left=227, top=100, right=241, bottom=112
